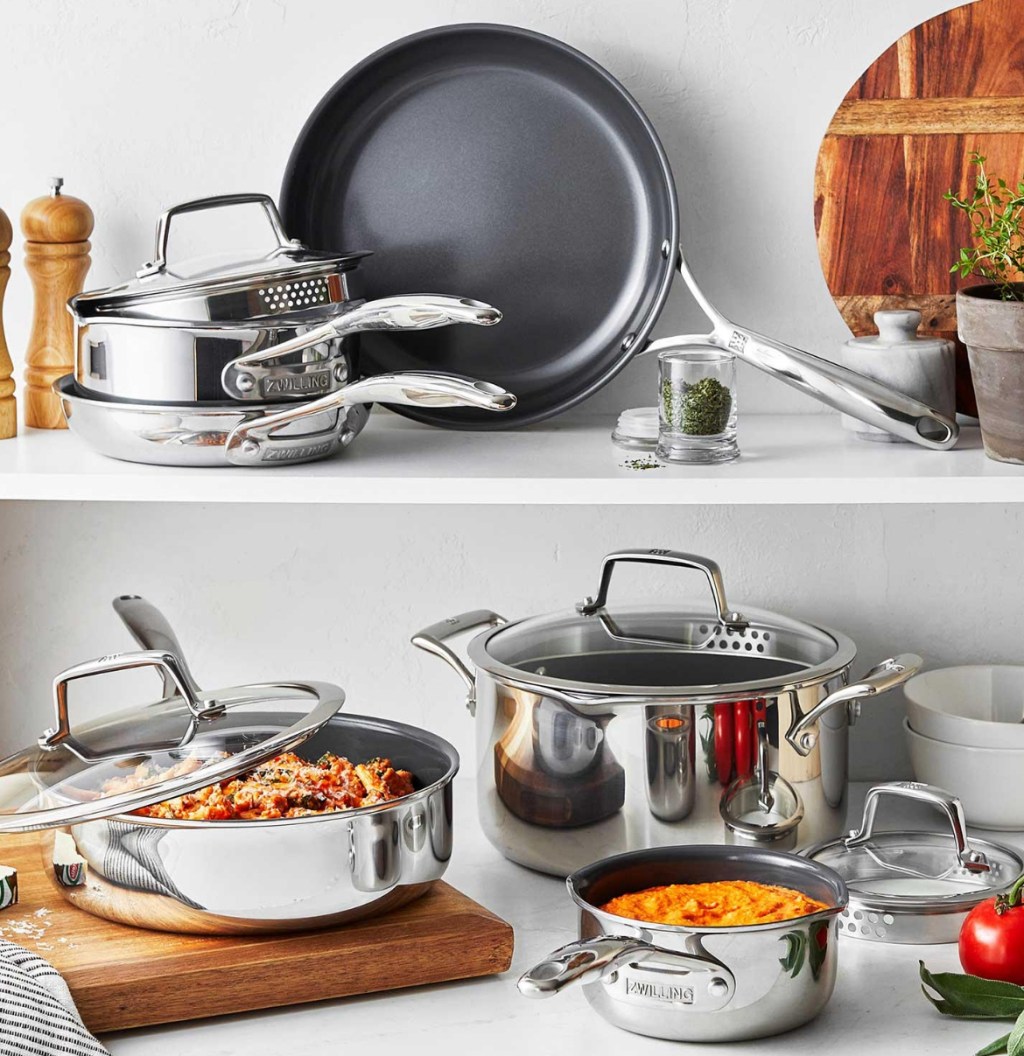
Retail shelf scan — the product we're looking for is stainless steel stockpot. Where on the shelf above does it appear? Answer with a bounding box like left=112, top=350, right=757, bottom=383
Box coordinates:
left=519, top=845, right=848, bottom=1042
left=69, top=194, right=502, bottom=404
left=0, top=596, right=459, bottom=934
left=413, top=549, right=921, bottom=876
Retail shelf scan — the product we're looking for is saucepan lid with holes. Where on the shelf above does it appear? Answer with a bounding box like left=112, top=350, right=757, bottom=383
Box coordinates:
left=459, top=549, right=860, bottom=702
left=800, top=781, right=1024, bottom=944
left=0, top=595, right=343, bottom=833
left=70, top=192, right=369, bottom=325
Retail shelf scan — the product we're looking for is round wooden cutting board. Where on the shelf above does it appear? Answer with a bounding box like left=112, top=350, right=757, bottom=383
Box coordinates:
left=814, top=0, right=1024, bottom=416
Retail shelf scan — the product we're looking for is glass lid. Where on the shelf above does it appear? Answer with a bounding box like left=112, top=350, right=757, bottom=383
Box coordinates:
left=70, top=193, right=367, bottom=319
left=0, top=596, right=344, bottom=832
left=803, top=782, right=1024, bottom=912
left=470, top=550, right=853, bottom=697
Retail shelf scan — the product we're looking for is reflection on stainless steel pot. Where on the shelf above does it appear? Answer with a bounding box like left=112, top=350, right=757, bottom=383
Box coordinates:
left=413, top=549, right=921, bottom=875
left=0, top=596, right=459, bottom=934
left=519, top=845, right=848, bottom=1042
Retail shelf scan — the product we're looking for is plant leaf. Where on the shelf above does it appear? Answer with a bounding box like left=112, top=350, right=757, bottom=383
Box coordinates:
left=977, top=1032, right=1011, bottom=1056
left=920, top=963, right=1024, bottom=1019
left=1008, top=1009, right=1024, bottom=1056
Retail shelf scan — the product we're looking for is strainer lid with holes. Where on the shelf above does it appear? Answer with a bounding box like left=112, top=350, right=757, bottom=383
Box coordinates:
left=69, top=193, right=369, bottom=324
left=801, top=782, right=1024, bottom=945
left=464, top=549, right=861, bottom=700
left=0, top=595, right=344, bottom=833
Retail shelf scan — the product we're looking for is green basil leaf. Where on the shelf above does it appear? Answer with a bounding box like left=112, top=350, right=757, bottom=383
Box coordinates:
left=976, top=1032, right=1011, bottom=1056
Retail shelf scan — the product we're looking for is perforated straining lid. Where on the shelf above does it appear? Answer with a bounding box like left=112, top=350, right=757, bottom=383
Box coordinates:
left=466, top=549, right=858, bottom=701
left=70, top=193, right=367, bottom=325
left=801, top=782, right=1023, bottom=944
left=0, top=597, right=344, bottom=832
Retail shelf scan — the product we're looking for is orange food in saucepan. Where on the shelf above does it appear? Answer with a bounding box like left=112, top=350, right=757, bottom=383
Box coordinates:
left=600, top=880, right=829, bottom=927
left=102, top=752, right=415, bottom=820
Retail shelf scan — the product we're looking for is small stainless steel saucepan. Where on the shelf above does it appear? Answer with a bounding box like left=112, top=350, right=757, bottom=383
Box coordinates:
left=68, top=194, right=503, bottom=404
left=519, top=845, right=847, bottom=1042
left=56, top=370, right=516, bottom=467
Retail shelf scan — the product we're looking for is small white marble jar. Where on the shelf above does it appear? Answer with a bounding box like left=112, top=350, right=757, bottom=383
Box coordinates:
left=840, top=310, right=956, bottom=442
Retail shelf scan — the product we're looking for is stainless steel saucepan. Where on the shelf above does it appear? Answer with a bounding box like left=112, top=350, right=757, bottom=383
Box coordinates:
left=519, top=845, right=847, bottom=1042
left=413, top=547, right=920, bottom=876
left=56, top=369, right=515, bottom=467
left=68, top=194, right=503, bottom=404
left=0, top=595, right=459, bottom=934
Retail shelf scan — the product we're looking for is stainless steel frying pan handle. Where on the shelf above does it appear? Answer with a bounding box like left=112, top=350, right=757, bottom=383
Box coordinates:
left=845, top=781, right=991, bottom=873
left=518, top=937, right=735, bottom=1007
left=576, top=548, right=747, bottom=631
left=38, top=649, right=216, bottom=762
left=224, top=373, right=516, bottom=466
left=412, top=610, right=508, bottom=716
left=645, top=250, right=959, bottom=451
left=112, top=595, right=192, bottom=699
left=137, top=193, right=298, bottom=278
left=785, top=654, right=922, bottom=756
left=221, top=296, right=504, bottom=400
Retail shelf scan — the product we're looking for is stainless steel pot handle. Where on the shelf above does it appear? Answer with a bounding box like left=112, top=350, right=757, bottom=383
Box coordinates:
left=845, top=781, right=991, bottom=873
left=137, top=193, right=298, bottom=279
left=785, top=654, right=923, bottom=756
left=224, top=372, right=516, bottom=466
left=221, top=295, right=503, bottom=401
left=411, top=610, right=508, bottom=716
left=112, top=595, right=191, bottom=699
left=576, top=548, right=748, bottom=631
left=518, top=937, right=735, bottom=1009
left=37, top=649, right=220, bottom=762
left=642, top=250, right=958, bottom=451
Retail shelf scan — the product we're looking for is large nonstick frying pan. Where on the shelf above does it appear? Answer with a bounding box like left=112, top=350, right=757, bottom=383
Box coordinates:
left=281, top=24, right=957, bottom=447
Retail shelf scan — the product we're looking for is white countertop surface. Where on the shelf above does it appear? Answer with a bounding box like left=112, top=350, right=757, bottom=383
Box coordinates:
left=102, top=781, right=1024, bottom=1056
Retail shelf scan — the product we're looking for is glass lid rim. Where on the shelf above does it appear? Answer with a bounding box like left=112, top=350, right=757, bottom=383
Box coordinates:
left=468, top=603, right=855, bottom=699
left=0, top=679, right=345, bottom=833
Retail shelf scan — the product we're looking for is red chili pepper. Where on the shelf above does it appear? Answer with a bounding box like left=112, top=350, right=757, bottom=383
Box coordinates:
left=959, top=874, right=1024, bottom=986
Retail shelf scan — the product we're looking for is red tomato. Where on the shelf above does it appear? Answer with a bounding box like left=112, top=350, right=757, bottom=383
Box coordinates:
left=959, top=877, right=1024, bottom=986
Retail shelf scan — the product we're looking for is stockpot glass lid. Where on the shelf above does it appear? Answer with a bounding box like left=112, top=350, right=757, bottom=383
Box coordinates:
left=802, top=783, right=1023, bottom=921
left=0, top=597, right=345, bottom=832
left=471, top=550, right=856, bottom=697
left=70, top=193, right=367, bottom=321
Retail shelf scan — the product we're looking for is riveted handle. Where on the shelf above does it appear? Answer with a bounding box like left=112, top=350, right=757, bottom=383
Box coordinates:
left=576, top=548, right=747, bottom=631
left=412, top=610, right=507, bottom=716
left=845, top=781, right=991, bottom=873
left=138, top=193, right=297, bottom=279
left=112, top=595, right=192, bottom=698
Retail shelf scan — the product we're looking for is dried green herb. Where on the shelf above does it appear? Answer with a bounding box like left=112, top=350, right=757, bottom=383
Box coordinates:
left=682, top=377, right=732, bottom=435
left=622, top=457, right=661, bottom=471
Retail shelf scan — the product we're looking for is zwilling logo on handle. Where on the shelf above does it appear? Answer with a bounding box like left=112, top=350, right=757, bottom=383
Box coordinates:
left=261, top=441, right=335, bottom=462
left=263, top=372, right=332, bottom=396
left=625, top=979, right=694, bottom=1004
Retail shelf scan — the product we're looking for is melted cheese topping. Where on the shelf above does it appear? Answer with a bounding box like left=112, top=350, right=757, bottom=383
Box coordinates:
left=600, top=880, right=829, bottom=927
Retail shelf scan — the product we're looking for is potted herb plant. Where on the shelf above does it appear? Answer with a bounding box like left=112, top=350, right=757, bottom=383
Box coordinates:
left=947, top=153, right=1024, bottom=463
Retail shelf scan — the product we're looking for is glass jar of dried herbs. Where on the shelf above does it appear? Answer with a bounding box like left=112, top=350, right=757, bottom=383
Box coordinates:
left=656, top=349, right=739, bottom=464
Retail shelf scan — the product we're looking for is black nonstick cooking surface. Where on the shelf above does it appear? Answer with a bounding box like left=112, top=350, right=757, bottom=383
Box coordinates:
left=281, top=24, right=678, bottom=428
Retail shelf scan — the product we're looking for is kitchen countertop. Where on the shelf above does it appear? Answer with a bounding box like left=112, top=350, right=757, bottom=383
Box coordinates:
left=103, top=781, right=1023, bottom=1055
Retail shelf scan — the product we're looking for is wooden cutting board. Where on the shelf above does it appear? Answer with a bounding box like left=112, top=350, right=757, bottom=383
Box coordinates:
left=814, top=0, right=1024, bottom=416
left=0, top=833, right=513, bottom=1034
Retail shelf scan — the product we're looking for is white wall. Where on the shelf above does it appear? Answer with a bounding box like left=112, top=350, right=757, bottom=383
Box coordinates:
left=2, top=501, right=1022, bottom=779
left=2, top=0, right=1006, bottom=785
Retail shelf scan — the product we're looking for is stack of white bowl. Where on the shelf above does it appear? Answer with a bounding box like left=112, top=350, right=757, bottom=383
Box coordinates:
left=904, top=666, right=1024, bottom=830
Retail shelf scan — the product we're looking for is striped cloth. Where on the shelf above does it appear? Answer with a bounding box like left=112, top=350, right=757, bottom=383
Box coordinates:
left=0, top=940, right=108, bottom=1055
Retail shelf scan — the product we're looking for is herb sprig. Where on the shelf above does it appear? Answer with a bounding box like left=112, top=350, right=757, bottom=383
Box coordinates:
left=920, top=962, right=1024, bottom=1055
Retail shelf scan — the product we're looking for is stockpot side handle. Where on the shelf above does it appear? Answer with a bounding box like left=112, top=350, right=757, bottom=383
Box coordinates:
left=785, top=654, right=923, bottom=756
left=845, top=781, right=991, bottom=873
left=518, top=937, right=735, bottom=1008
left=38, top=649, right=220, bottom=762
left=137, top=193, right=298, bottom=279
left=411, top=610, right=508, bottom=716
left=576, top=548, right=747, bottom=631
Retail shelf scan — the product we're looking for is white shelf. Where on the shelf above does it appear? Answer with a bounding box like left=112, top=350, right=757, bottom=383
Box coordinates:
left=0, top=412, right=1020, bottom=505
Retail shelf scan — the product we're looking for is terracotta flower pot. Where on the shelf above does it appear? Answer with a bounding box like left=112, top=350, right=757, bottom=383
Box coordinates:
left=956, top=285, right=1024, bottom=464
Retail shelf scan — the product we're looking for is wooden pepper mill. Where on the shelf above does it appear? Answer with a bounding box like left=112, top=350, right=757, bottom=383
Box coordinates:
left=21, top=178, right=93, bottom=429
left=0, top=205, right=15, bottom=439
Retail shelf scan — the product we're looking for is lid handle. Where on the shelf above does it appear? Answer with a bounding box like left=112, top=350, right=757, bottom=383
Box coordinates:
left=844, top=781, right=991, bottom=874
left=576, top=549, right=748, bottom=630
left=38, top=649, right=218, bottom=762
left=137, top=193, right=301, bottom=279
